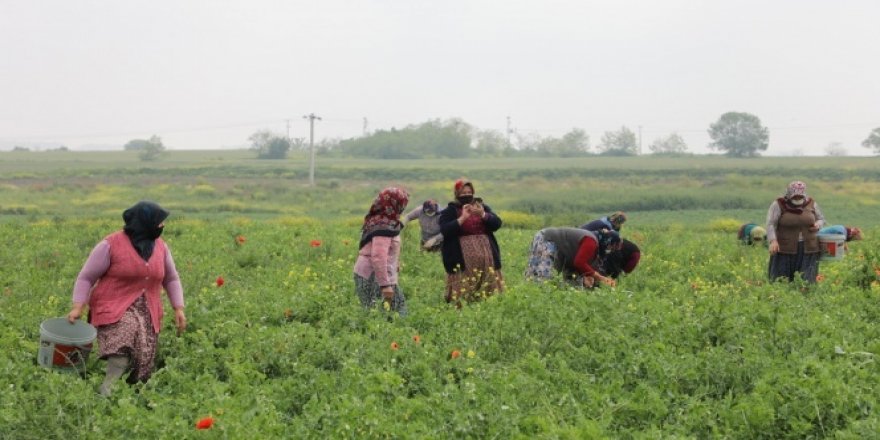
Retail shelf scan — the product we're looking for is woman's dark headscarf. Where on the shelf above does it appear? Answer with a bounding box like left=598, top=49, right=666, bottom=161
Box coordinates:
left=595, top=229, right=621, bottom=256
left=603, top=239, right=640, bottom=279
left=123, top=201, right=169, bottom=261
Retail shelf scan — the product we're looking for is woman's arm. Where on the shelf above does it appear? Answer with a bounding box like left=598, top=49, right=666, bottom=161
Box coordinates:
left=481, top=204, right=503, bottom=232
left=163, top=246, right=184, bottom=309
left=812, top=201, right=825, bottom=230
left=439, top=206, right=465, bottom=237
left=68, top=240, right=111, bottom=322
left=572, top=238, right=599, bottom=276
left=162, top=246, right=187, bottom=334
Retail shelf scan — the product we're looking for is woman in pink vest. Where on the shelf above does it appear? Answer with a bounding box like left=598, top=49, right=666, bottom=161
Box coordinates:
left=67, top=201, right=186, bottom=396
left=766, top=181, right=825, bottom=283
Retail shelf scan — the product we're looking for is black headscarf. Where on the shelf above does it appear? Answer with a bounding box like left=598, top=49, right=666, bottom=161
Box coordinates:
left=122, top=201, right=169, bottom=261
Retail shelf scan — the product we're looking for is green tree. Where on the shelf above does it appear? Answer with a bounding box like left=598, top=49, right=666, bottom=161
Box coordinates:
left=824, top=141, right=847, bottom=157
left=861, top=127, right=880, bottom=154
left=598, top=126, right=637, bottom=156
left=249, top=130, right=291, bottom=159
left=533, top=129, right=591, bottom=157
left=138, top=135, right=166, bottom=161
left=337, top=118, right=472, bottom=159
left=474, top=129, right=507, bottom=156
left=708, top=112, right=769, bottom=157
left=124, top=139, right=151, bottom=151
left=649, top=132, right=688, bottom=154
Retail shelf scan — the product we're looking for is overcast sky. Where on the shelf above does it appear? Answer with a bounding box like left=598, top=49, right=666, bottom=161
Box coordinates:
left=1, top=0, right=878, bottom=155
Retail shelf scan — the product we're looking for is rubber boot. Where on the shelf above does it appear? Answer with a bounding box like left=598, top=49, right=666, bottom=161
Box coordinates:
left=98, top=356, right=129, bottom=397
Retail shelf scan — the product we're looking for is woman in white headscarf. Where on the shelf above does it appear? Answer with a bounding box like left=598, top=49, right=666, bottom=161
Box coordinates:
left=766, top=181, right=825, bottom=283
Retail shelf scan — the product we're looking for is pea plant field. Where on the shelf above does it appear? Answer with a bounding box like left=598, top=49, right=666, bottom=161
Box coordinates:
left=1, top=151, right=879, bottom=439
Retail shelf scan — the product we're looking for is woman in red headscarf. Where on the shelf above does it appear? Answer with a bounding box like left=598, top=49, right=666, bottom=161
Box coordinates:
left=438, top=179, right=504, bottom=305
left=766, top=181, right=825, bottom=283
left=353, top=187, right=409, bottom=315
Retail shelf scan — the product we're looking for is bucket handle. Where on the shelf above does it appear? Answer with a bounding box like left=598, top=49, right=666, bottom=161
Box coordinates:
left=55, top=346, right=88, bottom=377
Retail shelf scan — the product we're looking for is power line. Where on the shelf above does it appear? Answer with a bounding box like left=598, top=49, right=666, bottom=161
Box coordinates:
left=303, top=113, right=322, bottom=187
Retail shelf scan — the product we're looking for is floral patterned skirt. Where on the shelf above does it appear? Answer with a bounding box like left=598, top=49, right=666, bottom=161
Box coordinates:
left=524, top=231, right=584, bottom=288
left=96, top=295, right=158, bottom=382
left=445, top=235, right=504, bottom=305
left=354, top=273, right=408, bottom=316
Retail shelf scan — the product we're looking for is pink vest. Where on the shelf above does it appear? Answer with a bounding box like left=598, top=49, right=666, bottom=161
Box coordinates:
left=89, top=231, right=167, bottom=333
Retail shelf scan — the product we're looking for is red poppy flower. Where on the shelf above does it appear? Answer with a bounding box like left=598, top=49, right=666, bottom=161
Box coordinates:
left=215, top=276, right=225, bottom=287
left=450, top=350, right=461, bottom=360
left=412, top=335, right=421, bottom=344
left=310, top=240, right=322, bottom=248
left=196, top=416, right=214, bottom=430
left=235, top=235, right=246, bottom=245
left=390, top=342, right=399, bottom=350
left=816, top=274, right=825, bottom=282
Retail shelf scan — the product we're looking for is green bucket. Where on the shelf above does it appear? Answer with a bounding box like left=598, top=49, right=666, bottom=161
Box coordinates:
left=38, top=318, right=97, bottom=374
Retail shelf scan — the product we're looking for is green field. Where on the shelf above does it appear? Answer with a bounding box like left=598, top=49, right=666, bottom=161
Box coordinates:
left=1, top=151, right=879, bottom=438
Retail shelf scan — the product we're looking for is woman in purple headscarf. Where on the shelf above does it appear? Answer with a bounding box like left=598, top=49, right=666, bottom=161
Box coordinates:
left=766, top=181, right=825, bottom=283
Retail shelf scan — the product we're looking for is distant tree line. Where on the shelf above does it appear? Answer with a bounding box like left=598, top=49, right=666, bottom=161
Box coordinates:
left=116, top=114, right=880, bottom=160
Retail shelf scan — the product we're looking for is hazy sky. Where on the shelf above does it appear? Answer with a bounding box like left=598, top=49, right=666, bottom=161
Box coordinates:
left=2, top=0, right=878, bottom=155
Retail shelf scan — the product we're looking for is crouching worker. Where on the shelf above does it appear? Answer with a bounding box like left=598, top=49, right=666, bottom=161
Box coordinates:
left=738, top=223, right=767, bottom=246
left=67, top=201, right=186, bottom=397
left=404, top=199, right=443, bottom=252
left=525, top=227, right=621, bottom=289
left=819, top=225, right=863, bottom=251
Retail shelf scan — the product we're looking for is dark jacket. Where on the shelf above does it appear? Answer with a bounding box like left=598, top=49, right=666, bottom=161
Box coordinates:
left=438, top=202, right=503, bottom=274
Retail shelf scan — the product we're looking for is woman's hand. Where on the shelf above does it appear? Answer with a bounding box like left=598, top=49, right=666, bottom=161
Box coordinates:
left=458, top=205, right=473, bottom=223
left=174, top=307, right=187, bottom=335
left=769, top=240, right=779, bottom=255
left=597, top=274, right=617, bottom=288
left=381, top=286, right=395, bottom=302
left=582, top=276, right=595, bottom=288
left=67, top=303, right=85, bottom=324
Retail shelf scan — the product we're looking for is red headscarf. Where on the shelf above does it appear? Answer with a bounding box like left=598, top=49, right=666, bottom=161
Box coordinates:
left=359, top=187, right=409, bottom=248
left=454, top=179, right=474, bottom=199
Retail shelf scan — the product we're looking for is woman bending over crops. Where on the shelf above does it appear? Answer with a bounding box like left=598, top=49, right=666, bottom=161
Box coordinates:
left=403, top=199, right=443, bottom=252
left=67, top=201, right=186, bottom=396
left=766, top=181, right=825, bottom=283
left=525, top=227, right=621, bottom=288
left=353, top=187, right=409, bottom=316
left=439, top=179, right=504, bottom=305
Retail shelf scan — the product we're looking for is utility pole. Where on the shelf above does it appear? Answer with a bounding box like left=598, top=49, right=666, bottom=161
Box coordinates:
left=506, top=116, right=512, bottom=149
left=638, top=125, right=643, bottom=155
left=363, top=117, right=369, bottom=136
left=285, top=119, right=291, bottom=146
left=303, top=113, right=322, bottom=186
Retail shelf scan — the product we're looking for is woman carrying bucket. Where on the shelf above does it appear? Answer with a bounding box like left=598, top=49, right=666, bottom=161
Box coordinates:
left=766, top=181, right=826, bottom=283
left=67, top=201, right=186, bottom=396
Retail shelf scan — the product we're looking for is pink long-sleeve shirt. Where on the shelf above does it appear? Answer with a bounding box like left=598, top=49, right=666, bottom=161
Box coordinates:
left=72, top=240, right=184, bottom=308
left=353, top=235, right=401, bottom=287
